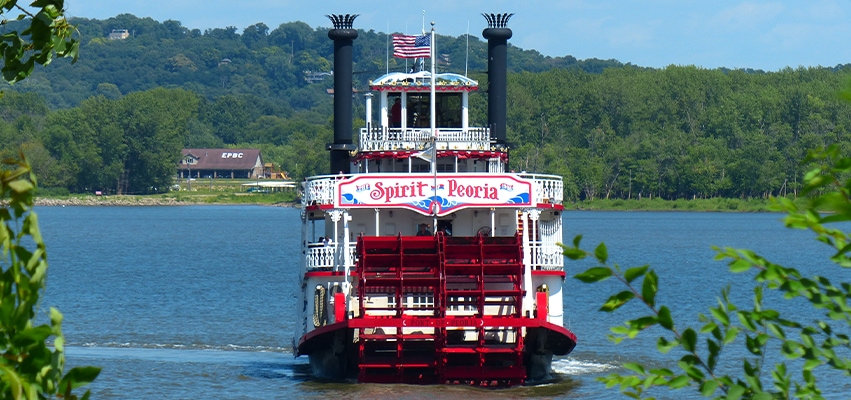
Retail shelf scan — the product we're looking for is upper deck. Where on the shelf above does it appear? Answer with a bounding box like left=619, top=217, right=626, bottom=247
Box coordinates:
left=362, top=71, right=482, bottom=154
left=359, top=127, right=491, bottom=152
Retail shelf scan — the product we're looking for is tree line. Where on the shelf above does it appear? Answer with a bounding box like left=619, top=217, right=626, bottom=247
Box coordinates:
left=1, top=15, right=850, bottom=198
left=6, top=14, right=616, bottom=110
left=505, top=66, right=851, bottom=200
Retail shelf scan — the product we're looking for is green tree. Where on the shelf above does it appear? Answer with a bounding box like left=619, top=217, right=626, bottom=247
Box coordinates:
left=118, top=88, right=199, bottom=193
left=1, top=156, right=99, bottom=399
left=39, top=106, right=103, bottom=192
left=278, top=119, right=332, bottom=179
left=0, top=1, right=78, bottom=82
left=0, top=3, right=99, bottom=396
left=566, top=145, right=851, bottom=398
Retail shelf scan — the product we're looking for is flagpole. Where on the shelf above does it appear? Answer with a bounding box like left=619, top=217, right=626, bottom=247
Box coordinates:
left=430, top=23, right=436, bottom=139
left=430, top=22, right=438, bottom=225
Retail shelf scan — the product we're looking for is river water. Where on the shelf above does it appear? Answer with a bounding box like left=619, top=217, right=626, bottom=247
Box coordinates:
left=31, top=206, right=849, bottom=399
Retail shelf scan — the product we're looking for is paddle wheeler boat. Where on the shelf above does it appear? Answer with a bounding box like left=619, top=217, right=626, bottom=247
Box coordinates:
left=293, top=12, right=576, bottom=386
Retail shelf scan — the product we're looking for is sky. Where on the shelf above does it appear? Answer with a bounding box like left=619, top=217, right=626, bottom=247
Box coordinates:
left=62, top=0, right=851, bottom=71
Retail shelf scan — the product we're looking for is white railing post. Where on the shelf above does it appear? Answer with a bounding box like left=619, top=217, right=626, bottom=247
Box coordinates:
left=359, top=127, right=492, bottom=153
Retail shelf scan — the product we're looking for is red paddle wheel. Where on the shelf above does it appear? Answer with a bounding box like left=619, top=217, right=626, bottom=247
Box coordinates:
left=354, top=232, right=528, bottom=386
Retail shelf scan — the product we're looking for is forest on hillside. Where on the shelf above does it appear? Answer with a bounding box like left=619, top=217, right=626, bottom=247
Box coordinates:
left=9, top=14, right=620, bottom=109
left=1, top=14, right=850, bottom=199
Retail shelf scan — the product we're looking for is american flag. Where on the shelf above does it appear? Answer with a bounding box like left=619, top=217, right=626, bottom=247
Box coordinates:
left=392, top=34, right=431, bottom=59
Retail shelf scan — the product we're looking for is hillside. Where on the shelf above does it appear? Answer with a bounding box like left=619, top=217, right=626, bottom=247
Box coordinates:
left=2, top=14, right=851, bottom=202
left=5, top=14, right=623, bottom=110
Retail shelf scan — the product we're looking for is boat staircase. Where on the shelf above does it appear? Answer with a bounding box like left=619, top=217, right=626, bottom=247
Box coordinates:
left=355, top=232, right=526, bottom=386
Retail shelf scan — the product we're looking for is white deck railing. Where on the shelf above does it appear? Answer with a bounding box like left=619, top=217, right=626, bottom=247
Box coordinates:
left=529, top=242, right=564, bottom=271
left=306, top=240, right=561, bottom=272
left=359, top=127, right=491, bottom=151
left=306, top=242, right=357, bottom=273
left=517, top=173, right=564, bottom=205
left=302, top=175, right=339, bottom=206
left=305, top=245, right=335, bottom=269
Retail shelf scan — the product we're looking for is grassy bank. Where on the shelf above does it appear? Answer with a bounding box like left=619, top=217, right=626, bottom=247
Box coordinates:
left=35, top=179, right=299, bottom=206
left=34, top=191, right=298, bottom=206
left=36, top=180, right=802, bottom=211
left=156, top=190, right=298, bottom=205
left=567, top=196, right=804, bottom=212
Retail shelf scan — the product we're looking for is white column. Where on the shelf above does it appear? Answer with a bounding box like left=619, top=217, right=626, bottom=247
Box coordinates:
left=329, top=210, right=342, bottom=271
left=380, top=92, right=389, bottom=128
left=462, top=91, right=469, bottom=130
left=528, top=209, right=541, bottom=270
left=365, top=93, right=373, bottom=129
left=343, top=211, right=352, bottom=296
left=521, top=210, right=533, bottom=315
left=400, top=92, right=407, bottom=129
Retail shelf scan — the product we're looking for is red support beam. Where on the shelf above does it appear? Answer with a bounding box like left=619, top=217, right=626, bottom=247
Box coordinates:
left=334, top=291, right=347, bottom=322
left=536, top=291, right=548, bottom=322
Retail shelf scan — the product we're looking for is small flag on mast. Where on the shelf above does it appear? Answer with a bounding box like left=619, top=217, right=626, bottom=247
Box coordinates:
left=392, top=34, right=431, bottom=59
left=412, top=142, right=434, bottom=163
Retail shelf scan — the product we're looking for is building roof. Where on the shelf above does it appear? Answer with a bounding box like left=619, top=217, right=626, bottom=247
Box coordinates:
left=181, top=149, right=261, bottom=170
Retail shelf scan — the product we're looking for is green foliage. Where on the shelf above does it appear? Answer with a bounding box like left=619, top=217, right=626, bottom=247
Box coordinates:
left=0, top=1, right=78, bottom=83
left=9, top=15, right=601, bottom=110
left=0, top=154, right=99, bottom=399
left=507, top=66, right=851, bottom=202
left=38, top=88, right=199, bottom=194
left=565, top=145, right=851, bottom=398
left=0, top=14, right=850, bottom=197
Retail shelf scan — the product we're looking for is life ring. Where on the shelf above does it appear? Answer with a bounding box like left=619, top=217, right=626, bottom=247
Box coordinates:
left=313, top=285, right=328, bottom=327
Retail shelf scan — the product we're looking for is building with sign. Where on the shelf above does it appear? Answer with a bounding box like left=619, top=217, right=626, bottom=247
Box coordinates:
left=178, top=149, right=263, bottom=179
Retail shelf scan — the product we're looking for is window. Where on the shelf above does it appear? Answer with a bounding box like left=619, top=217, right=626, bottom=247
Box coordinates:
left=406, top=292, right=434, bottom=309
left=404, top=93, right=462, bottom=128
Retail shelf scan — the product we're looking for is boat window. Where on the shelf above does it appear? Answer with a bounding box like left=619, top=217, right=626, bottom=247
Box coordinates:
left=406, top=94, right=429, bottom=127
left=404, top=93, right=462, bottom=128
left=436, top=93, right=461, bottom=128
left=436, top=161, right=454, bottom=172
left=412, top=163, right=430, bottom=173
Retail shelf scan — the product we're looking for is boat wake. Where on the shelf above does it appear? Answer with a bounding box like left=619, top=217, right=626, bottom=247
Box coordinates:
left=552, top=357, right=618, bottom=375
left=76, top=341, right=291, bottom=353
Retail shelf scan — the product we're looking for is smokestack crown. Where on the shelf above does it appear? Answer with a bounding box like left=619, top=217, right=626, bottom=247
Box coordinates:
left=482, top=13, right=513, bottom=40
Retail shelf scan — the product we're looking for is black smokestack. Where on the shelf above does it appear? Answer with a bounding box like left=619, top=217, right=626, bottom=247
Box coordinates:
left=482, top=13, right=513, bottom=146
left=326, top=14, right=359, bottom=174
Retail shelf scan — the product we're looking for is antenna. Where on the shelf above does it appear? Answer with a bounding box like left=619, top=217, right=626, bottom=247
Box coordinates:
left=420, top=10, right=427, bottom=72
left=465, top=20, right=469, bottom=76
left=386, top=21, right=389, bottom=74
left=404, top=22, right=409, bottom=72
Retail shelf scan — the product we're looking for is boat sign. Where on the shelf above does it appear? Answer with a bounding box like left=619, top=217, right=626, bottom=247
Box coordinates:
left=337, top=174, right=532, bottom=216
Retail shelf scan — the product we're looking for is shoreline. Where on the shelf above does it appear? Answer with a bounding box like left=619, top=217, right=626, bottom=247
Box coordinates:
left=33, top=196, right=297, bottom=207
left=30, top=194, right=787, bottom=212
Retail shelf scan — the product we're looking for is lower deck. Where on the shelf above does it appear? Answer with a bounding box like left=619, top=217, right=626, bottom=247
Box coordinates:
left=297, top=232, right=575, bottom=386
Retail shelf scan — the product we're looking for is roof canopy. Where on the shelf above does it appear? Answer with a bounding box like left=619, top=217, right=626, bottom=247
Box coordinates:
left=370, top=71, right=478, bottom=92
